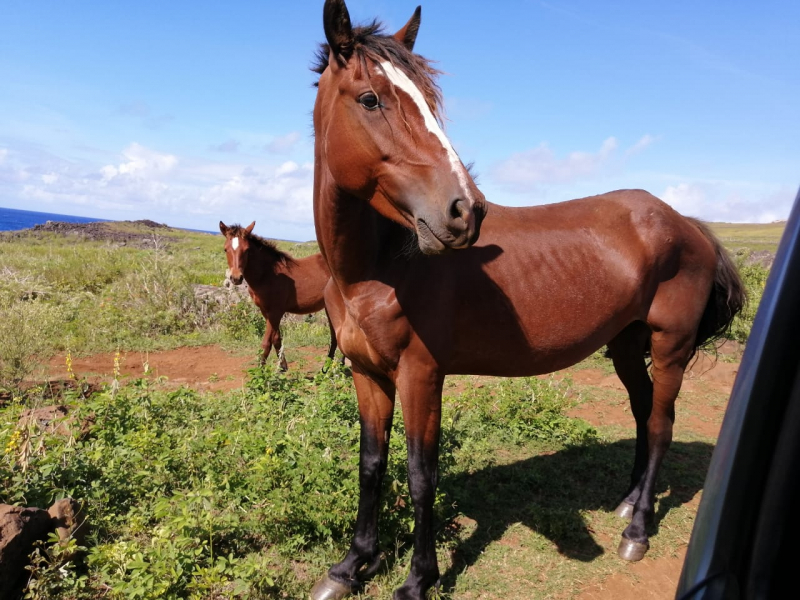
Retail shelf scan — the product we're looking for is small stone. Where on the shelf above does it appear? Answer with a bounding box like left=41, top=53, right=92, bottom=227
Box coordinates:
left=48, top=498, right=87, bottom=549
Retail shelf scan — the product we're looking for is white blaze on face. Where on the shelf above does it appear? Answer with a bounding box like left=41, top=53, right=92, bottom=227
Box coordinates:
left=378, top=61, right=470, bottom=194
left=231, top=237, right=240, bottom=251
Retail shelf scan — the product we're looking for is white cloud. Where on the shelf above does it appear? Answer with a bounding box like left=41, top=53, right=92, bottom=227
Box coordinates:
left=211, top=139, right=240, bottom=153
left=1, top=141, right=315, bottom=232
left=0, top=148, right=7, bottom=164
left=100, top=143, right=178, bottom=181
left=661, top=181, right=795, bottom=222
left=626, top=134, right=657, bottom=157
left=265, top=131, right=301, bottom=154
left=490, top=137, right=619, bottom=191
left=490, top=135, right=661, bottom=193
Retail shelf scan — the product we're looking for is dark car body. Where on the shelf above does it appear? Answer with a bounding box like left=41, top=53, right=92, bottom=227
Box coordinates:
left=676, top=187, right=800, bottom=599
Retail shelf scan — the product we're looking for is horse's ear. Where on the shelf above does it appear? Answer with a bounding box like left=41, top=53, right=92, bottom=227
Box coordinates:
left=393, top=6, right=422, bottom=51
left=323, top=0, right=354, bottom=63
left=219, top=221, right=228, bottom=235
left=245, top=221, right=256, bottom=235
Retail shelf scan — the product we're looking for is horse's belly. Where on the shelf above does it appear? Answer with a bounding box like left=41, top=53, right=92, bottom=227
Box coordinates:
left=449, top=275, right=643, bottom=377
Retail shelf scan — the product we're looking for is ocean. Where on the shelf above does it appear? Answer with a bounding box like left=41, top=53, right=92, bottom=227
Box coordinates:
left=0, top=206, right=108, bottom=232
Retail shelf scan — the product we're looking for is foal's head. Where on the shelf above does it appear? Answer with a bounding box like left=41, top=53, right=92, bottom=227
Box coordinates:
left=219, top=221, right=256, bottom=285
left=314, top=0, right=486, bottom=254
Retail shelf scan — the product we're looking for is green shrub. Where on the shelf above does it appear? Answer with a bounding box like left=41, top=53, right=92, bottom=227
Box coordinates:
left=729, top=262, right=769, bottom=343
left=0, top=364, right=593, bottom=599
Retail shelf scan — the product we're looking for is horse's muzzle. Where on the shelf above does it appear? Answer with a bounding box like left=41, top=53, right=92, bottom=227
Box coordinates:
left=415, top=194, right=486, bottom=255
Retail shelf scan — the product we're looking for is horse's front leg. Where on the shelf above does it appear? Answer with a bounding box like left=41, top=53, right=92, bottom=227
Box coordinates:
left=394, top=369, right=444, bottom=600
left=259, top=318, right=275, bottom=366
left=311, top=368, right=396, bottom=600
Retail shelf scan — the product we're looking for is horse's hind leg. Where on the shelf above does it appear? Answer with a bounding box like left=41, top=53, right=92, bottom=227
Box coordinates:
left=606, top=322, right=653, bottom=520
left=617, top=327, right=695, bottom=561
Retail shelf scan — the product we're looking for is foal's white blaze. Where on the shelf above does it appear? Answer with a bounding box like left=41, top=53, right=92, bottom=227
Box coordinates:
left=231, top=237, right=239, bottom=251
left=378, top=61, right=470, bottom=194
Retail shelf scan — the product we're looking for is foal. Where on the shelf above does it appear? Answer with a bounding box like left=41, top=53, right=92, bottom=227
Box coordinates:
left=219, top=221, right=338, bottom=370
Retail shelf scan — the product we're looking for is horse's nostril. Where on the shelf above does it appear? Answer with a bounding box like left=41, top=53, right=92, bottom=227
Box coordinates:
left=449, top=198, right=468, bottom=222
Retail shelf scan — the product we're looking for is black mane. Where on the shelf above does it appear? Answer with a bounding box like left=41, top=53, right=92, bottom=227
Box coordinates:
left=225, top=224, right=294, bottom=266
left=312, top=20, right=444, bottom=123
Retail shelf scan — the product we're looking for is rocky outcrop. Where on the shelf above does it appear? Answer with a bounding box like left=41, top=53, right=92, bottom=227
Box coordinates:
left=0, top=499, right=88, bottom=599
left=17, top=405, right=94, bottom=440
left=0, top=505, right=54, bottom=599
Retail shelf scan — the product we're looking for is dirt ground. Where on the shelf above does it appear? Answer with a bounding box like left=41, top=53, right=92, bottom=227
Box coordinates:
left=46, top=342, right=739, bottom=600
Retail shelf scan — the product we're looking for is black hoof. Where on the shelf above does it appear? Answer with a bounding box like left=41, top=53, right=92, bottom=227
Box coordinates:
left=614, top=501, right=635, bottom=520
left=310, top=574, right=355, bottom=600
left=392, top=579, right=439, bottom=600
left=617, top=536, right=649, bottom=561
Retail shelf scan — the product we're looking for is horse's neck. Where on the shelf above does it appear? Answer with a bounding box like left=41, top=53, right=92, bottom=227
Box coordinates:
left=314, top=185, right=391, bottom=291
left=243, top=244, right=277, bottom=287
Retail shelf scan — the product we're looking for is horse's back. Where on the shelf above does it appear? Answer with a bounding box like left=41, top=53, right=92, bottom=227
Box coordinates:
left=436, top=190, right=717, bottom=374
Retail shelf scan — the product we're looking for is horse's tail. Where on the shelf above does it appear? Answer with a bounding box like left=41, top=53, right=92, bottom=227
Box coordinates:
left=688, top=218, right=747, bottom=353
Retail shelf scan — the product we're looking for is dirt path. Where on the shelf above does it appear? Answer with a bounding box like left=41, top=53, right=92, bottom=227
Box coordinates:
left=48, top=346, right=255, bottom=392
left=47, top=344, right=336, bottom=392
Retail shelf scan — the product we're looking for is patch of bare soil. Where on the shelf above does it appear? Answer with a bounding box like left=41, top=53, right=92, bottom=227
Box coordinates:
left=567, top=350, right=739, bottom=439
left=576, top=548, right=688, bottom=600
left=48, top=346, right=256, bottom=392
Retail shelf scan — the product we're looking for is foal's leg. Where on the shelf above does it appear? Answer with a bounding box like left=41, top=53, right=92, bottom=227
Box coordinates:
left=618, top=329, right=693, bottom=561
left=259, top=318, right=275, bottom=366
left=311, top=369, right=396, bottom=600
left=607, top=323, right=653, bottom=520
left=394, top=371, right=445, bottom=600
left=267, top=314, right=288, bottom=371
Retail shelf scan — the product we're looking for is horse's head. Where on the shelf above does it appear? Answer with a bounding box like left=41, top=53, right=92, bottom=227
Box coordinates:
left=219, top=220, right=255, bottom=285
left=314, top=0, right=486, bottom=255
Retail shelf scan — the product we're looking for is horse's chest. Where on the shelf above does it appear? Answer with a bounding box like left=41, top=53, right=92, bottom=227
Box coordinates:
left=337, top=296, right=407, bottom=373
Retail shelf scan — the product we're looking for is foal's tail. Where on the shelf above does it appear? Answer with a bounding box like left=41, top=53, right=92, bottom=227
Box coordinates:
left=688, top=218, right=747, bottom=352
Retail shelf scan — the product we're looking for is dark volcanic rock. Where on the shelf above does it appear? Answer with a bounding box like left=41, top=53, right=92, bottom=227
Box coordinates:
left=48, top=498, right=87, bottom=550
left=0, top=505, right=53, bottom=600
left=1, top=219, right=179, bottom=248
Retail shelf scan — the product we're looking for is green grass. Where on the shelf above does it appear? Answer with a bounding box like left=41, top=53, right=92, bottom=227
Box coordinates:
left=0, top=223, right=322, bottom=388
left=708, top=221, right=786, bottom=253
left=1, top=366, right=597, bottom=599
left=0, top=218, right=772, bottom=597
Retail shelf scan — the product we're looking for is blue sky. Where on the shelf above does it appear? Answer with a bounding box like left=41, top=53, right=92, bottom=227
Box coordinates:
left=1, top=0, right=798, bottom=239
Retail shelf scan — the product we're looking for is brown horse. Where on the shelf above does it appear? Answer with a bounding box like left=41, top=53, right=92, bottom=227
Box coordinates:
left=219, top=221, right=339, bottom=370
left=309, top=2, right=745, bottom=599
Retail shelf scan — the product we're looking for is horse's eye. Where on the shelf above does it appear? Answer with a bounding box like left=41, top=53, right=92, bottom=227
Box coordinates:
left=358, top=92, right=381, bottom=110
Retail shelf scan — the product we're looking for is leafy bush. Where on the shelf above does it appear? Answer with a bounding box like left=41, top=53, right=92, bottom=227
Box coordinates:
left=728, top=262, right=769, bottom=343
left=221, top=298, right=265, bottom=341
left=0, top=364, right=593, bottom=599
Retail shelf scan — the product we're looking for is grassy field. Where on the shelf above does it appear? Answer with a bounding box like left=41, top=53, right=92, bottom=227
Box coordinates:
left=0, top=219, right=783, bottom=599
left=708, top=221, right=786, bottom=253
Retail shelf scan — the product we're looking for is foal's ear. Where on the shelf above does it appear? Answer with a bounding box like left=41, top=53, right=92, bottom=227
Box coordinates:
left=245, top=221, right=256, bottom=235
left=219, top=221, right=228, bottom=235
left=323, top=0, right=354, bottom=63
left=393, top=6, right=422, bottom=51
